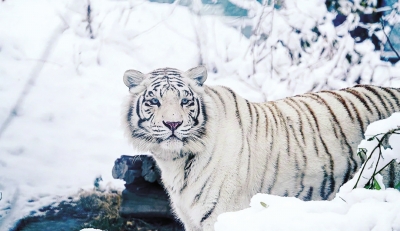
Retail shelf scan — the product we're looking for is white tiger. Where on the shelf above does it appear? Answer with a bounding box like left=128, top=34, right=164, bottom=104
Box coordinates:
left=122, top=66, right=400, bottom=231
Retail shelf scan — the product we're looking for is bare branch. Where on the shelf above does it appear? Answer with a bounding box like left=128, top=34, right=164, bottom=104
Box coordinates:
left=0, top=23, right=68, bottom=139
left=380, top=18, right=400, bottom=59
left=87, top=0, right=94, bottom=39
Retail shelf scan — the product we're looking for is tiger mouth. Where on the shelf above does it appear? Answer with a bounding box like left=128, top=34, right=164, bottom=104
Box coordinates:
left=166, top=134, right=182, bottom=141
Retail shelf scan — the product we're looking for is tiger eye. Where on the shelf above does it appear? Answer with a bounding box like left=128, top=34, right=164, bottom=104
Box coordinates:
left=181, top=98, right=189, bottom=105
left=150, top=98, right=159, bottom=105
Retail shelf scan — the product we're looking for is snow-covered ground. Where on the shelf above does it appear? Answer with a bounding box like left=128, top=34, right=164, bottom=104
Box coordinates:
left=0, top=0, right=400, bottom=230
left=215, top=188, right=400, bottom=231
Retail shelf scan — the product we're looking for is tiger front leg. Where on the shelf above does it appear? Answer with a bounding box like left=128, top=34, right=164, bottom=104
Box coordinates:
left=199, top=215, right=218, bottom=231
left=173, top=206, right=202, bottom=231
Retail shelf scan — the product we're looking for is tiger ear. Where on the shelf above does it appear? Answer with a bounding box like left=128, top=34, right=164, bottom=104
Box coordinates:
left=123, top=69, right=145, bottom=88
left=184, top=66, right=207, bottom=86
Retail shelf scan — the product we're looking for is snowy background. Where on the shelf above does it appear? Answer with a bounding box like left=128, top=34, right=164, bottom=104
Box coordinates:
left=0, top=0, right=400, bottom=230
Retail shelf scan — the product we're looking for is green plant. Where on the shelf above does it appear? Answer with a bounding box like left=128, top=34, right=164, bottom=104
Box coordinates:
left=355, top=127, right=400, bottom=190
left=395, top=181, right=400, bottom=190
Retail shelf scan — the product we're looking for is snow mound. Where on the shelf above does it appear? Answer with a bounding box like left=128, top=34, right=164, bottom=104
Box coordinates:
left=80, top=229, right=104, bottom=231
left=215, top=189, right=400, bottom=231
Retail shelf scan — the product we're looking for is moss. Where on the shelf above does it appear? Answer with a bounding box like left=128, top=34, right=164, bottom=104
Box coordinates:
left=14, top=189, right=182, bottom=231
left=75, top=189, right=124, bottom=231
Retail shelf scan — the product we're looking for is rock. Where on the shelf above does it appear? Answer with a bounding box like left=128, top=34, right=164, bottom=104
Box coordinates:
left=112, top=155, right=143, bottom=185
left=112, top=155, right=176, bottom=220
left=141, top=155, right=162, bottom=183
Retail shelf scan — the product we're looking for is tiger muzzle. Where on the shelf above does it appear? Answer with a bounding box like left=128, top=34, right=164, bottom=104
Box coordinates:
left=163, top=121, right=182, bottom=132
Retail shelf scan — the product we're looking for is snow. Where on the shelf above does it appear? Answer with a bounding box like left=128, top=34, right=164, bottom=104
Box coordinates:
left=215, top=113, right=400, bottom=231
left=215, top=189, right=400, bottom=231
left=0, top=1, right=255, bottom=230
left=80, top=229, right=103, bottom=231
left=0, top=0, right=400, bottom=230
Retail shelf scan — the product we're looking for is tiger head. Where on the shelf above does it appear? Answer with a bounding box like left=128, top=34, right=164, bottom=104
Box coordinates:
left=123, top=66, right=208, bottom=157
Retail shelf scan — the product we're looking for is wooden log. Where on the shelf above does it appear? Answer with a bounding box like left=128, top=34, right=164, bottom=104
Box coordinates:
left=120, top=185, right=173, bottom=218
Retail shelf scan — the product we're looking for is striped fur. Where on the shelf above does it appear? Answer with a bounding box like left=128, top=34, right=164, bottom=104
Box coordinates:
left=122, top=66, right=400, bottom=231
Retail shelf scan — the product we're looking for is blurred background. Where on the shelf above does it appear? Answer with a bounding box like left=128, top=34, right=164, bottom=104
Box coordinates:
left=0, top=0, right=400, bottom=229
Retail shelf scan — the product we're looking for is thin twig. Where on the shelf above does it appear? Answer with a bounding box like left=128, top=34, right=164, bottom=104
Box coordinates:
left=87, top=0, right=94, bottom=39
left=354, top=128, right=400, bottom=189
left=380, top=18, right=400, bottom=59
left=353, top=136, right=383, bottom=188
left=367, top=137, right=383, bottom=188
left=375, top=159, right=395, bottom=177
left=270, top=0, right=275, bottom=80
left=0, top=23, right=68, bottom=139
left=128, top=0, right=179, bottom=41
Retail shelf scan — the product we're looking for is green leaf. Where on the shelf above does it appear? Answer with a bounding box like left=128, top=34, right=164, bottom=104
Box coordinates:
left=364, top=178, right=382, bottom=190
left=357, top=148, right=367, bottom=159
left=260, top=202, right=269, bottom=208
left=373, top=178, right=381, bottom=190
left=394, top=182, right=400, bottom=191
left=367, top=137, right=374, bottom=141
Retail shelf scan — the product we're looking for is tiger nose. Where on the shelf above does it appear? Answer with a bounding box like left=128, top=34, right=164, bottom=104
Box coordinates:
left=163, top=121, right=182, bottom=131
